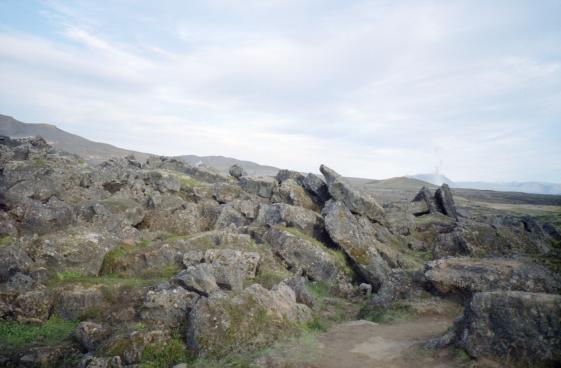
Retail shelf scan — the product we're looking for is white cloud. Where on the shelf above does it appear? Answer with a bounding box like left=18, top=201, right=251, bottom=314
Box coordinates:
left=0, top=0, right=560, bottom=181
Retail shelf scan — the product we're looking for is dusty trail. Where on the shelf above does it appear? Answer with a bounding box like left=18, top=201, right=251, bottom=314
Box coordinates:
left=306, top=316, right=457, bottom=368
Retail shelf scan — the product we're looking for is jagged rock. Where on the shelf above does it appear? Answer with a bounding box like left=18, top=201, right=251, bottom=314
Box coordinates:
left=302, top=173, right=330, bottom=205
left=204, top=249, right=261, bottom=278
left=285, top=276, right=317, bottom=307
left=271, top=179, right=317, bottom=210
left=264, top=227, right=345, bottom=283
left=459, top=291, right=561, bottom=365
left=172, top=264, right=219, bottom=296
left=255, top=203, right=326, bottom=240
left=411, top=186, right=436, bottom=216
left=322, top=200, right=390, bottom=291
left=90, top=197, right=145, bottom=229
left=28, top=228, right=120, bottom=276
left=9, top=197, right=74, bottom=235
left=75, top=322, right=111, bottom=352
left=140, top=287, right=199, bottom=329
left=141, top=200, right=220, bottom=235
left=18, top=343, right=82, bottom=368
left=370, top=269, right=417, bottom=307
left=275, top=169, right=305, bottom=184
left=214, top=204, right=248, bottom=229
left=239, top=176, right=278, bottom=198
left=79, top=355, right=122, bottom=368
left=434, top=184, right=458, bottom=220
left=319, top=165, right=385, bottom=224
left=211, top=265, right=244, bottom=291
left=422, top=257, right=561, bottom=298
left=229, top=165, right=245, bottom=179
left=383, top=203, right=416, bottom=235
left=212, top=182, right=247, bottom=203
left=187, top=283, right=311, bottom=356
left=11, top=288, right=54, bottom=322
left=432, top=230, right=470, bottom=259
left=0, top=244, right=34, bottom=282
left=54, top=285, right=104, bottom=320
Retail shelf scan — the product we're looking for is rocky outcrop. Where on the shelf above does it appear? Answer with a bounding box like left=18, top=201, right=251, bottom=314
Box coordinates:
left=320, top=165, right=385, bottom=224
left=228, top=164, right=245, bottom=179
left=140, top=286, right=199, bottom=329
left=459, top=291, right=561, bottom=365
left=421, top=257, right=561, bottom=297
left=322, top=200, right=390, bottom=290
left=239, top=176, right=278, bottom=199
left=264, top=227, right=348, bottom=283
left=254, top=203, right=326, bottom=240
left=435, top=184, right=458, bottom=220
left=75, top=322, right=111, bottom=352
left=187, top=283, right=311, bottom=357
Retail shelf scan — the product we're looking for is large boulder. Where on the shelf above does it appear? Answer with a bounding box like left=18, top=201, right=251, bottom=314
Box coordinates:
left=264, top=227, right=348, bottom=283
left=319, top=165, right=385, bottom=224
left=140, top=286, right=200, bottom=329
left=271, top=179, right=317, bottom=210
left=322, top=200, right=390, bottom=290
left=434, top=184, right=458, bottom=220
left=421, top=257, right=561, bottom=298
left=28, top=228, right=120, bottom=276
left=275, top=169, right=305, bottom=184
left=228, top=165, right=245, bottom=179
left=172, top=264, right=219, bottom=297
left=302, top=173, right=330, bottom=206
left=187, top=283, right=311, bottom=357
left=459, top=291, right=561, bottom=365
left=254, top=203, right=326, bottom=240
left=239, top=176, right=278, bottom=199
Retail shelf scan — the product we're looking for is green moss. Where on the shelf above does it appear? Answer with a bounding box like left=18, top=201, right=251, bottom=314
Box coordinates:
left=0, top=316, right=78, bottom=351
left=279, top=227, right=354, bottom=276
left=252, top=269, right=291, bottom=290
left=0, top=235, right=12, bottom=248
left=179, top=176, right=204, bottom=189
left=32, top=158, right=47, bottom=167
left=140, top=336, right=189, bottom=368
left=100, top=240, right=151, bottom=274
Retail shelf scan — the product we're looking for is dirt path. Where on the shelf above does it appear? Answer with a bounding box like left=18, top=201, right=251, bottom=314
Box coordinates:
left=304, top=316, right=458, bottom=368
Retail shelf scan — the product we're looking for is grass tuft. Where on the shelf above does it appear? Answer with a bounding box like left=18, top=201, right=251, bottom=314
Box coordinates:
left=140, top=335, right=189, bottom=368
left=0, top=316, right=78, bottom=351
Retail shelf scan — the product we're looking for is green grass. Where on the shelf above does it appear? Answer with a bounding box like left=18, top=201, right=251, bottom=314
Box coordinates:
left=140, top=336, right=189, bottom=368
left=100, top=240, right=152, bottom=274
left=51, top=271, right=159, bottom=288
left=358, top=302, right=415, bottom=323
left=0, top=316, right=78, bottom=351
left=0, top=235, right=12, bottom=248
left=251, top=269, right=291, bottom=289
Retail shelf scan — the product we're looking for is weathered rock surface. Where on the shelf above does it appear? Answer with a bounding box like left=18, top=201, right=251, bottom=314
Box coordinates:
left=435, top=184, right=458, bottom=220
left=187, top=283, right=311, bottom=357
left=322, top=200, right=390, bottom=290
left=239, top=176, right=278, bottom=198
left=255, top=203, right=326, bottom=239
left=140, top=286, right=199, bottom=328
left=459, top=291, right=561, bottom=365
left=228, top=164, right=245, bottom=179
left=75, top=322, right=111, bottom=352
left=264, top=227, right=347, bottom=283
left=320, top=165, right=385, bottom=224
left=422, top=257, right=561, bottom=297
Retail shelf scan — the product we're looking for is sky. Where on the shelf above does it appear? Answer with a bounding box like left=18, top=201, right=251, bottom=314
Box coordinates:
left=0, top=0, right=560, bottom=182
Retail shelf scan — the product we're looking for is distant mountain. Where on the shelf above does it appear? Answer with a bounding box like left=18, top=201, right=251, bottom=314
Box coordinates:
left=0, top=114, right=280, bottom=175
left=410, top=173, right=561, bottom=195
left=407, top=173, right=453, bottom=186
left=175, top=155, right=280, bottom=176
left=0, top=114, right=150, bottom=163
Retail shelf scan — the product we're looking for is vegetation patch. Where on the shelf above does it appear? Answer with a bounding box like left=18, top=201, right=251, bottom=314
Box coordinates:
left=0, top=316, right=78, bottom=351
left=251, top=269, right=291, bottom=290
left=0, top=235, right=12, bottom=247
left=140, top=335, right=189, bottom=368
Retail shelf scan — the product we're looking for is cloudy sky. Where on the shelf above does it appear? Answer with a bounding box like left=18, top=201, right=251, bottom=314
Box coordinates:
left=1, top=0, right=560, bottom=182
